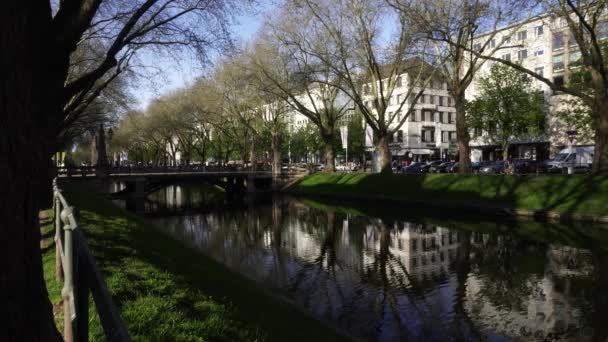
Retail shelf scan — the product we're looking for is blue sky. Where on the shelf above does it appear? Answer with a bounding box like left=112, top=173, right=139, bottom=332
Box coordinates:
left=133, top=8, right=267, bottom=110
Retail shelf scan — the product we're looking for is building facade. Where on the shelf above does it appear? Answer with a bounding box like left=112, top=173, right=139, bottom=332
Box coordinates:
left=467, top=14, right=602, bottom=162
left=362, top=73, right=458, bottom=162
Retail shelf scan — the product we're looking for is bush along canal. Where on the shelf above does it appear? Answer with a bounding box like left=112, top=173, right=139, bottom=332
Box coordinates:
left=106, top=181, right=608, bottom=341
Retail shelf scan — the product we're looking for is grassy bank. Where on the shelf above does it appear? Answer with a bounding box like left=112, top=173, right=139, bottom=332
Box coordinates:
left=43, top=186, right=348, bottom=341
left=287, top=173, right=608, bottom=220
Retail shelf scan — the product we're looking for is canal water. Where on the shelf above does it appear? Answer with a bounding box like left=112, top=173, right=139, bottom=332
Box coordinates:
left=118, top=182, right=608, bottom=341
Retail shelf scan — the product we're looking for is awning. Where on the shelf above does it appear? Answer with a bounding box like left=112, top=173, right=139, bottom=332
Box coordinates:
left=411, top=149, right=435, bottom=155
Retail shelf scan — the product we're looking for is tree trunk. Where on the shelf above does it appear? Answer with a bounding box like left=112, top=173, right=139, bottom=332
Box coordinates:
left=592, top=104, right=608, bottom=174
left=324, top=142, right=336, bottom=173
left=1, top=1, right=63, bottom=340
left=250, top=135, right=257, bottom=172
left=455, top=94, right=472, bottom=174
left=271, top=131, right=281, bottom=176
left=376, top=135, right=392, bottom=174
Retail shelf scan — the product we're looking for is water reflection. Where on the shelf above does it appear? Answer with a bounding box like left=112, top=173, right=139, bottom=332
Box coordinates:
left=137, top=184, right=608, bottom=341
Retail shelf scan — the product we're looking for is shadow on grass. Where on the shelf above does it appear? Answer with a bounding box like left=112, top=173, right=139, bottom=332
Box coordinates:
left=292, top=173, right=608, bottom=221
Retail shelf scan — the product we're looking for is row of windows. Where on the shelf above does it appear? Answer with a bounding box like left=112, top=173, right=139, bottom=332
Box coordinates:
left=474, top=25, right=544, bottom=52
left=362, top=78, right=446, bottom=95
left=553, top=50, right=582, bottom=72
left=409, top=249, right=457, bottom=268
left=403, top=110, right=456, bottom=124
left=389, top=129, right=456, bottom=144
left=552, top=25, right=608, bottom=51
left=365, top=94, right=454, bottom=110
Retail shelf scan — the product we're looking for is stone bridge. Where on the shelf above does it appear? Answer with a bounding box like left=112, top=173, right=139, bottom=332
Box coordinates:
left=57, top=166, right=302, bottom=198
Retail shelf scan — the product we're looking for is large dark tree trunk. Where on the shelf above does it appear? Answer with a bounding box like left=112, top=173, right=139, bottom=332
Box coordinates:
left=455, top=93, right=472, bottom=174
left=271, top=131, right=281, bottom=176
left=1, top=1, right=63, bottom=340
left=592, top=103, right=608, bottom=174
left=322, top=133, right=336, bottom=173
left=250, top=135, right=257, bottom=172
left=376, top=134, right=392, bottom=174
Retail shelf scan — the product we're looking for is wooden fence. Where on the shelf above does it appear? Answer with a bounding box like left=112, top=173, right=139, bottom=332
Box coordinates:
left=53, top=179, right=130, bottom=341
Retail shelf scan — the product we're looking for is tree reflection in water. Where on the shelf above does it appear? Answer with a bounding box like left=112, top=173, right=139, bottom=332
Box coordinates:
left=137, top=188, right=608, bottom=342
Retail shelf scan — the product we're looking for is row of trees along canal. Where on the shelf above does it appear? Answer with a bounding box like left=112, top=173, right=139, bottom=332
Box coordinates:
left=3, top=0, right=608, bottom=340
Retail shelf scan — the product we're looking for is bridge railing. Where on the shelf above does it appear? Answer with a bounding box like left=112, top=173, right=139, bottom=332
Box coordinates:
left=53, top=179, right=130, bottom=342
left=56, top=164, right=278, bottom=176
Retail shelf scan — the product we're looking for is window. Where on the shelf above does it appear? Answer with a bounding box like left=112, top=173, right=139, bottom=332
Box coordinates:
left=553, top=54, right=564, bottom=71
left=442, top=131, right=448, bottom=142
left=502, top=53, right=511, bottom=62
left=397, top=130, right=403, bottom=143
left=449, top=112, right=456, bottom=124
left=517, top=30, right=527, bottom=41
left=448, top=97, right=453, bottom=106
left=443, top=112, right=449, bottom=123
left=518, top=49, right=528, bottom=60
left=535, top=66, right=544, bottom=77
left=409, top=110, right=417, bottom=122
left=449, top=131, right=457, bottom=142
left=535, top=48, right=544, bottom=56
left=396, top=111, right=401, bottom=122
left=388, top=112, right=393, bottom=121
left=535, top=25, right=544, bottom=36
left=363, top=85, right=370, bottom=94
left=598, top=22, right=608, bottom=39
left=570, top=50, right=582, bottom=65
left=429, top=95, right=435, bottom=104
left=490, top=39, right=496, bottom=48
left=421, top=127, right=435, bottom=143
left=474, top=127, right=482, bottom=137
left=420, top=94, right=425, bottom=104
left=506, top=36, right=511, bottom=44
left=396, top=76, right=402, bottom=87
left=396, top=94, right=402, bottom=104
left=569, top=31, right=578, bottom=47
left=554, top=75, right=564, bottom=87
left=473, top=43, right=482, bottom=51
left=439, top=96, right=445, bottom=106
left=435, top=112, right=441, bottom=122
left=423, top=109, right=433, bottom=122
left=553, top=32, right=564, bottom=50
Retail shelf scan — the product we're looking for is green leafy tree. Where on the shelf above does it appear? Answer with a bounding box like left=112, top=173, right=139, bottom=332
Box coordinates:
left=468, top=64, right=546, bottom=160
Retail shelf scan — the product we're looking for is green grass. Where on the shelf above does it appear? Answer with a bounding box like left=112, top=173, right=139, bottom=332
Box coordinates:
left=288, top=173, right=608, bottom=218
left=42, top=186, right=349, bottom=342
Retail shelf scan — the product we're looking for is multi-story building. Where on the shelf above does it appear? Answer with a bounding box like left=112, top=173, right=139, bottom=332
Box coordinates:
left=362, top=71, right=458, bottom=162
left=467, top=14, right=603, bottom=162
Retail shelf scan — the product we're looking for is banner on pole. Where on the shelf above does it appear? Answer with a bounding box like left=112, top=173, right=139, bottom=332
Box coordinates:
left=365, top=125, right=373, bottom=148
left=340, top=126, right=348, bottom=149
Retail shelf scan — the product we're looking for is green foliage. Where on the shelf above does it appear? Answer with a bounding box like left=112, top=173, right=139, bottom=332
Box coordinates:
left=552, top=48, right=607, bottom=142
left=468, top=64, right=546, bottom=156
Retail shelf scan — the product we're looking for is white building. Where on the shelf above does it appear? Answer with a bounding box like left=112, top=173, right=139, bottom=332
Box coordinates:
left=362, top=71, right=458, bottom=161
left=467, top=14, right=604, bottom=162
left=284, top=85, right=355, bottom=133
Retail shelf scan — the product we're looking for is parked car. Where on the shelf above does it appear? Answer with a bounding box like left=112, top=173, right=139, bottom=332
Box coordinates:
left=402, top=162, right=428, bottom=173
left=472, top=161, right=493, bottom=173
left=433, top=161, right=455, bottom=173
left=479, top=160, right=506, bottom=174
left=448, top=162, right=459, bottom=173
left=426, top=160, right=444, bottom=173
left=543, top=146, right=594, bottom=174
left=511, top=159, right=541, bottom=174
